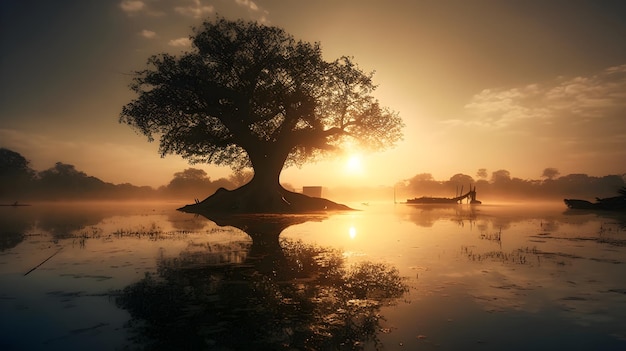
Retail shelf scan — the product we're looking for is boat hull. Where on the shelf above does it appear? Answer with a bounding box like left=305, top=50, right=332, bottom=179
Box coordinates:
left=407, top=197, right=459, bottom=204
left=564, top=198, right=626, bottom=211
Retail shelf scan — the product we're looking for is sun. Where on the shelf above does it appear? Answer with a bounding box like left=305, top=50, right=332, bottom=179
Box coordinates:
left=345, top=154, right=363, bottom=174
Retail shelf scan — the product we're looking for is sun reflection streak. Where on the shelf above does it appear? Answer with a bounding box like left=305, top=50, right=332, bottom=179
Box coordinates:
left=349, top=226, right=357, bottom=239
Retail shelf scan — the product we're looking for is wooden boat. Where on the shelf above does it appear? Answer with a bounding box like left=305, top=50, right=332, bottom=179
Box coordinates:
left=564, top=187, right=626, bottom=211
left=407, top=185, right=481, bottom=205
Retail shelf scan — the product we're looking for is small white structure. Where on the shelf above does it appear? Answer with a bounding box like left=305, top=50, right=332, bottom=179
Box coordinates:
left=302, top=186, right=322, bottom=198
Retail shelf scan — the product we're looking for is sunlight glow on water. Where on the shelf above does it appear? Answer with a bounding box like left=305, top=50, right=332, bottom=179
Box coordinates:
left=349, top=226, right=357, bottom=239
left=1, top=201, right=625, bottom=350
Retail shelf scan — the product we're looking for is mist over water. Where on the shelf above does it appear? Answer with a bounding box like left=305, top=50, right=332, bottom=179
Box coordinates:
left=1, top=201, right=625, bottom=350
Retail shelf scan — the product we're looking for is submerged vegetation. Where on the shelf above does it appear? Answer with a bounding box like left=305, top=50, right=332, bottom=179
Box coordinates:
left=463, top=218, right=626, bottom=268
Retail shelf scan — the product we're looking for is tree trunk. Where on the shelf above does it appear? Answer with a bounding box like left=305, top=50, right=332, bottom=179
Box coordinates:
left=236, top=144, right=291, bottom=211
left=178, top=143, right=353, bottom=213
left=247, top=144, right=288, bottom=188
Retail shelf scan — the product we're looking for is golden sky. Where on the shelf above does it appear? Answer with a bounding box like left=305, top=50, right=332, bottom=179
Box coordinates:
left=1, top=0, right=625, bottom=188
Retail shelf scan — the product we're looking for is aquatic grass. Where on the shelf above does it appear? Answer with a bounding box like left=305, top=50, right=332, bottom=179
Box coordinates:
left=112, top=224, right=234, bottom=240
left=58, top=223, right=240, bottom=252
left=462, top=245, right=539, bottom=266
left=479, top=226, right=503, bottom=249
left=596, top=237, right=626, bottom=247
left=69, top=226, right=104, bottom=247
left=529, top=223, right=626, bottom=247
left=462, top=242, right=623, bottom=267
left=113, top=222, right=163, bottom=240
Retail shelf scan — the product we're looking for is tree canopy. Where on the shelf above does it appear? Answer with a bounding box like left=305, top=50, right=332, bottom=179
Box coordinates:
left=0, top=148, right=35, bottom=199
left=0, top=148, right=33, bottom=178
left=120, top=18, right=404, bottom=191
left=541, top=167, right=560, bottom=180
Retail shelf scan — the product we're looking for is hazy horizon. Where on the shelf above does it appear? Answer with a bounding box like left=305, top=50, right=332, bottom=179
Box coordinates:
left=5, top=146, right=625, bottom=189
left=3, top=147, right=624, bottom=204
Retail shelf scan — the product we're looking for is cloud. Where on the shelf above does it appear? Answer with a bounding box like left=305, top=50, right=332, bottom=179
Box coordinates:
left=459, top=86, right=550, bottom=129
left=119, top=0, right=269, bottom=24
left=119, top=0, right=145, bottom=13
left=457, top=64, right=626, bottom=130
left=447, top=64, right=626, bottom=175
left=544, top=65, right=626, bottom=117
left=140, top=29, right=157, bottom=39
left=175, top=0, right=214, bottom=18
left=234, top=0, right=270, bottom=23
left=235, top=0, right=259, bottom=11
left=119, top=0, right=167, bottom=17
left=168, top=37, right=192, bottom=47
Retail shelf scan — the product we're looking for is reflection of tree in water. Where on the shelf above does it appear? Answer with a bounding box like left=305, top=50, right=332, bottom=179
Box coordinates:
left=35, top=205, right=116, bottom=238
left=402, top=204, right=479, bottom=228
left=116, top=215, right=407, bottom=350
left=400, top=204, right=626, bottom=231
left=0, top=208, right=33, bottom=250
left=564, top=209, right=626, bottom=230
left=0, top=205, right=121, bottom=248
left=166, top=210, right=214, bottom=232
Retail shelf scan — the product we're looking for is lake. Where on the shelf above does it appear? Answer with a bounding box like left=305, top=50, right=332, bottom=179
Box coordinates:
left=1, top=201, right=625, bottom=350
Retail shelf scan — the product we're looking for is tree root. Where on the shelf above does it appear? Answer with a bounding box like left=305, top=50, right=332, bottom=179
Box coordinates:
left=178, top=185, right=353, bottom=214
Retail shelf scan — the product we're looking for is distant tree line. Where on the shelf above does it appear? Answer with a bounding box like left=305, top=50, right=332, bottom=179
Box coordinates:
left=1, top=148, right=624, bottom=202
left=0, top=148, right=246, bottom=201
left=394, top=168, right=626, bottom=201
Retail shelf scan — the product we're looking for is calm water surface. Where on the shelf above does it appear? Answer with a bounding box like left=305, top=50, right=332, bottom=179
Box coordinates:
left=1, top=201, right=625, bottom=350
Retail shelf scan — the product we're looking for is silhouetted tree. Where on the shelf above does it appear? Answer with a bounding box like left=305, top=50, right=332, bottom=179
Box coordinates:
left=491, top=169, right=511, bottom=183
left=402, top=173, right=444, bottom=196
left=0, top=148, right=33, bottom=176
left=399, top=169, right=626, bottom=201
left=37, top=162, right=108, bottom=199
left=39, top=162, right=87, bottom=181
left=552, top=173, right=591, bottom=196
left=411, top=173, right=436, bottom=182
left=167, top=168, right=212, bottom=190
left=590, top=175, right=626, bottom=198
left=161, top=168, right=235, bottom=199
left=0, top=148, right=35, bottom=200
left=112, top=183, right=158, bottom=200
left=476, top=168, right=488, bottom=180
left=541, top=167, right=560, bottom=180
left=120, top=18, right=404, bottom=212
left=448, top=173, right=474, bottom=187
left=228, top=169, right=254, bottom=187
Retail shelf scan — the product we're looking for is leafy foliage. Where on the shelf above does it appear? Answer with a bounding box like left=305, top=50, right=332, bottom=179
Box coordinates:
left=120, top=18, right=404, bottom=173
left=541, top=167, right=560, bottom=180
left=0, top=148, right=33, bottom=177
left=0, top=148, right=35, bottom=199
